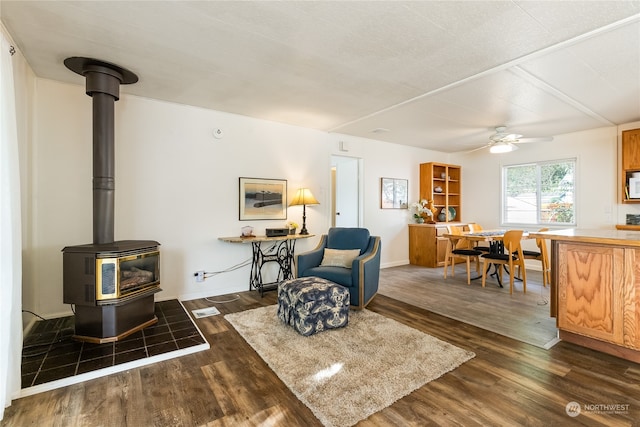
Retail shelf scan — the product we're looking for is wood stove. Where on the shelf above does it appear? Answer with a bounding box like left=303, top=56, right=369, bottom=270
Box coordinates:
left=62, top=57, right=161, bottom=343
left=63, top=241, right=161, bottom=343
left=63, top=241, right=160, bottom=304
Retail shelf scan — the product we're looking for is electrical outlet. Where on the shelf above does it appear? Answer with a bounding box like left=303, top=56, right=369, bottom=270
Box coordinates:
left=195, top=270, right=205, bottom=282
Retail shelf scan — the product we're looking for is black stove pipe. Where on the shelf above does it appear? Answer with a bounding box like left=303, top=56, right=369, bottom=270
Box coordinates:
left=64, top=57, right=138, bottom=245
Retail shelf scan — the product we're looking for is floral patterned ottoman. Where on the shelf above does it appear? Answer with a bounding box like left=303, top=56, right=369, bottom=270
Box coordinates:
left=277, top=276, right=350, bottom=336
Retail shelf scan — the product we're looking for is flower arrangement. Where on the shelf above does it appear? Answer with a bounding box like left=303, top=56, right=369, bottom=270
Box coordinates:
left=287, top=221, right=299, bottom=230
left=410, top=199, right=433, bottom=222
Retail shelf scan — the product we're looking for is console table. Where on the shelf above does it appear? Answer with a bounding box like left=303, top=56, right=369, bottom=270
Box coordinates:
left=218, top=234, right=315, bottom=295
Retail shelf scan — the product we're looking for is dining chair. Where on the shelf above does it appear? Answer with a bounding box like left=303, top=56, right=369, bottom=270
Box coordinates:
left=443, top=225, right=483, bottom=285
left=522, top=228, right=550, bottom=287
left=481, top=229, right=526, bottom=294
left=467, top=222, right=491, bottom=253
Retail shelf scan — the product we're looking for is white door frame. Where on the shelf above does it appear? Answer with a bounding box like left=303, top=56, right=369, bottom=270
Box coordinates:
left=330, top=155, right=364, bottom=227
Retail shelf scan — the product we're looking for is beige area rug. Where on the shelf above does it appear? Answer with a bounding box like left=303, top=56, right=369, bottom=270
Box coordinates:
left=225, top=305, right=475, bottom=427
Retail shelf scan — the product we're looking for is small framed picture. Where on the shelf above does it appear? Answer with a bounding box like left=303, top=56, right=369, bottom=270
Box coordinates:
left=381, top=178, right=408, bottom=209
left=239, top=177, right=287, bottom=220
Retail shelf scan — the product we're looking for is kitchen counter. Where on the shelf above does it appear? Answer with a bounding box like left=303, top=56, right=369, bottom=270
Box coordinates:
left=529, top=228, right=640, bottom=247
left=537, top=228, right=640, bottom=363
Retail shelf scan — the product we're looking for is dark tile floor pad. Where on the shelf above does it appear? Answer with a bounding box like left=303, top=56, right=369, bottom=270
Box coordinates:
left=21, top=299, right=207, bottom=389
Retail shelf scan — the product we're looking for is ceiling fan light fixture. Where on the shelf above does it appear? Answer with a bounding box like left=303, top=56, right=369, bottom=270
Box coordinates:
left=489, top=141, right=518, bottom=153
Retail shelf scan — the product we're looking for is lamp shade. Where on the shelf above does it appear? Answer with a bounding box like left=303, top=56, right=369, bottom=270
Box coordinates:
left=289, top=188, right=319, bottom=206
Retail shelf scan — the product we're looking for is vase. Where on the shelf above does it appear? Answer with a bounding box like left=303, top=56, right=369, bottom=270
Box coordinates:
left=437, top=212, right=446, bottom=222
left=415, top=217, right=425, bottom=224
left=289, top=228, right=296, bottom=235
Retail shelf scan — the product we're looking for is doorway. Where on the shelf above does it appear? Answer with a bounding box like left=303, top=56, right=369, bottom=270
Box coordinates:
left=330, top=155, right=363, bottom=227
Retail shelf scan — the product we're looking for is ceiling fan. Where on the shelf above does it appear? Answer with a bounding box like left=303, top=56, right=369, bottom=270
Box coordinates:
left=470, top=126, right=554, bottom=154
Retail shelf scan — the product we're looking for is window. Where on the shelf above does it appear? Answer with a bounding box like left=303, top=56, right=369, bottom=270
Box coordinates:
left=502, top=159, right=576, bottom=226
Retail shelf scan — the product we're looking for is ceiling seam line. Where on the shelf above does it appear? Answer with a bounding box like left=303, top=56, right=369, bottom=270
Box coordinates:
left=327, top=13, right=640, bottom=133
left=509, top=66, right=615, bottom=126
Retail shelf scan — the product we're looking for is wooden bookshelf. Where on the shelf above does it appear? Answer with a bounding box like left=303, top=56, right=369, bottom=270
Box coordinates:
left=419, top=162, right=461, bottom=222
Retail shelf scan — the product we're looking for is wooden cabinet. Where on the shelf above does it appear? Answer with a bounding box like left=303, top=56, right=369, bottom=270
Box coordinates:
left=409, top=223, right=468, bottom=268
left=420, top=162, right=461, bottom=222
left=411, top=163, right=464, bottom=268
left=621, top=128, right=640, bottom=203
left=556, top=241, right=640, bottom=353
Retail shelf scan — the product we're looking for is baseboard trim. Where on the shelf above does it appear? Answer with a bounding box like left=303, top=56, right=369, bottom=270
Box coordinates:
left=381, top=260, right=409, bottom=269
left=559, top=330, right=640, bottom=363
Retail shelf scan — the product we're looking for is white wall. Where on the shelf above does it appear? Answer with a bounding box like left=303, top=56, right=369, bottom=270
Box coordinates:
left=24, top=77, right=640, bottom=319
left=452, top=126, right=620, bottom=231
left=450, top=124, right=640, bottom=257
left=28, top=78, right=444, bottom=318
left=327, top=136, right=449, bottom=267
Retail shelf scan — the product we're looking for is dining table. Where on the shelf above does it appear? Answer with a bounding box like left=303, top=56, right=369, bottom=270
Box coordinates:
left=443, top=229, right=530, bottom=287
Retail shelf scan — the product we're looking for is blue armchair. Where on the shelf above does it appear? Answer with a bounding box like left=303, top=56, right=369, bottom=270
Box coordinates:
left=295, top=227, right=381, bottom=309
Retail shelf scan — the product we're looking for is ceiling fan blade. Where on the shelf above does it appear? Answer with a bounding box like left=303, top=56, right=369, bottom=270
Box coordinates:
left=462, top=144, right=490, bottom=154
left=515, top=136, right=554, bottom=144
left=482, top=126, right=554, bottom=152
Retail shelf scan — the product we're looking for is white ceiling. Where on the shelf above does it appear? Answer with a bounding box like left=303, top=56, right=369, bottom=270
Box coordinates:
left=2, top=1, right=640, bottom=153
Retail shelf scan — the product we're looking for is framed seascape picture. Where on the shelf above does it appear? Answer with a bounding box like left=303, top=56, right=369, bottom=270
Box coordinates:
left=239, top=177, right=287, bottom=220
left=380, top=177, right=408, bottom=209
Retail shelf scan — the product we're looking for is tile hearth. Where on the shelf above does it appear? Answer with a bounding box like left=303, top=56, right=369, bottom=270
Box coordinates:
left=21, top=299, right=208, bottom=393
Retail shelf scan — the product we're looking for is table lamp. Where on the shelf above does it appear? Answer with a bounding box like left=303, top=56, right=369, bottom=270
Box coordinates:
left=289, top=188, right=319, bottom=235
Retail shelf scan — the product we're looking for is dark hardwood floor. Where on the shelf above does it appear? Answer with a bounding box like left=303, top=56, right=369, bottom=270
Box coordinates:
left=3, top=273, right=640, bottom=426
left=378, top=265, right=557, bottom=348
